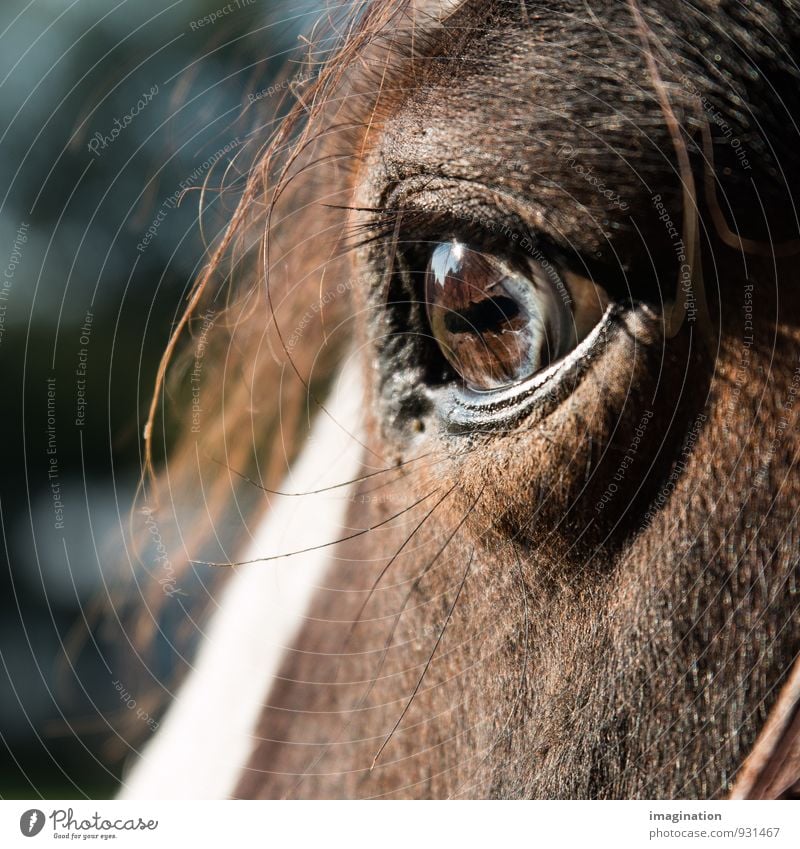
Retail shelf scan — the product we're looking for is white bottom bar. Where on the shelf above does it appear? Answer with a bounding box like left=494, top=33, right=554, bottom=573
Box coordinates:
left=2, top=800, right=798, bottom=848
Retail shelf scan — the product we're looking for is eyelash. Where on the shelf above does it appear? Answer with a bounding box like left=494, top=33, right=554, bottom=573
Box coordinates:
left=357, top=200, right=642, bottom=360
left=356, top=205, right=554, bottom=284
left=356, top=188, right=533, bottom=241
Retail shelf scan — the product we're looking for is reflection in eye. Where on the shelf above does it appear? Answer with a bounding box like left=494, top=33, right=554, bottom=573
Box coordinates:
left=424, top=241, right=607, bottom=392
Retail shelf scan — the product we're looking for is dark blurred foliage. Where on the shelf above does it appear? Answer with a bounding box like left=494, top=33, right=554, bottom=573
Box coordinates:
left=0, top=0, right=320, bottom=798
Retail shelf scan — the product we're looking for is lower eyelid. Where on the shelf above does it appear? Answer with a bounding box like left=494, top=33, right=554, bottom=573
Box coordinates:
left=438, top=303, right=622, bottom=434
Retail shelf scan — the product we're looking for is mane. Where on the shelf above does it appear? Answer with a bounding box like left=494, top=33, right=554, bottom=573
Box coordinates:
left=127, top=1, right=420, bottom=642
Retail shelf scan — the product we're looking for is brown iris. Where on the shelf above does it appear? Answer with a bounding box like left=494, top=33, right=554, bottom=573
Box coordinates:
left=424, top=241, right=574, bottom=391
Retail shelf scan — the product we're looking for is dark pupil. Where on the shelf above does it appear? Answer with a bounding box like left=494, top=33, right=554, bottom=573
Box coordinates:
left=442, top=296, right=521, bottom=335
left=425, top=241, right=551, bottom=391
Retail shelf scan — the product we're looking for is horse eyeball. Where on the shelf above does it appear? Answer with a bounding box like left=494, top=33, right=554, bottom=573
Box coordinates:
left=424, top=241, right=577, bottom=391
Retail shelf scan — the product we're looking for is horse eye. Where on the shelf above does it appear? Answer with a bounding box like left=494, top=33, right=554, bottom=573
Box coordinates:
left=424, top=240, right=600, bottom=392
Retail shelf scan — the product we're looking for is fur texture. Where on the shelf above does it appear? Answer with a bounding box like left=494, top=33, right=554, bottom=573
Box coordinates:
left=145, top=0, right=800, bottom=799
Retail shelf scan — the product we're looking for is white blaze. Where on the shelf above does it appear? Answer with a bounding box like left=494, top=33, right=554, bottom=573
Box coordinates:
left=119, top=360, right=364, bottom=799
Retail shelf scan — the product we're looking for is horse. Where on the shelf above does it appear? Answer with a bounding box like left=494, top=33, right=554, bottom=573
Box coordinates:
left=119, top=0, right=800, bottom=799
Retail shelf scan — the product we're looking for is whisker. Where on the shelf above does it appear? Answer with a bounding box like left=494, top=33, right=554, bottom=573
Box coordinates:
left=282, top=481, right=459, bottom=797
left=337, top=483, right=459, bottom=649
left=189, top=488, right=440, bottom=567
left=206, top=449, right=434, bottom=497
left=359, top=486, right=484, bottom=701
left=370, top=547, right=475, bottom=771
left=448, top=541, right=530, bottom=798
left=212, top=391, right=559, bottom=506
left=291, top=485, right=487, bottom=794
left=348, top=490, right=487, bottom=793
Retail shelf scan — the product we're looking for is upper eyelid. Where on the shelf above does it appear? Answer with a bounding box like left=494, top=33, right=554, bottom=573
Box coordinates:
left=363, top=193, right=543, bottom=269
left=365, top=176, right=623, bottom=294
left=381, top=212, right=579, bottom=290
left=371, top=207, right=637, bottom=317
left=376, top=177, right=536, bottom=242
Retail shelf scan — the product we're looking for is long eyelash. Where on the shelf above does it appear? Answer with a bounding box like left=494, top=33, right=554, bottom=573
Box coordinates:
left=333, top=197, right=512, bottom=257
left=335, top=206, right=415, bottom=256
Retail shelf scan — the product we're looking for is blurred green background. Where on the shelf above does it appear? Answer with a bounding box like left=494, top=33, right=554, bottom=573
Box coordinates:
left=0, top=0, right=321, bottom=798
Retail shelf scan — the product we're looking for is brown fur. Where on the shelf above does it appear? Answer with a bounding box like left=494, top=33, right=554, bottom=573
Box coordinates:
left=145, top=0, right=800, bottom=798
